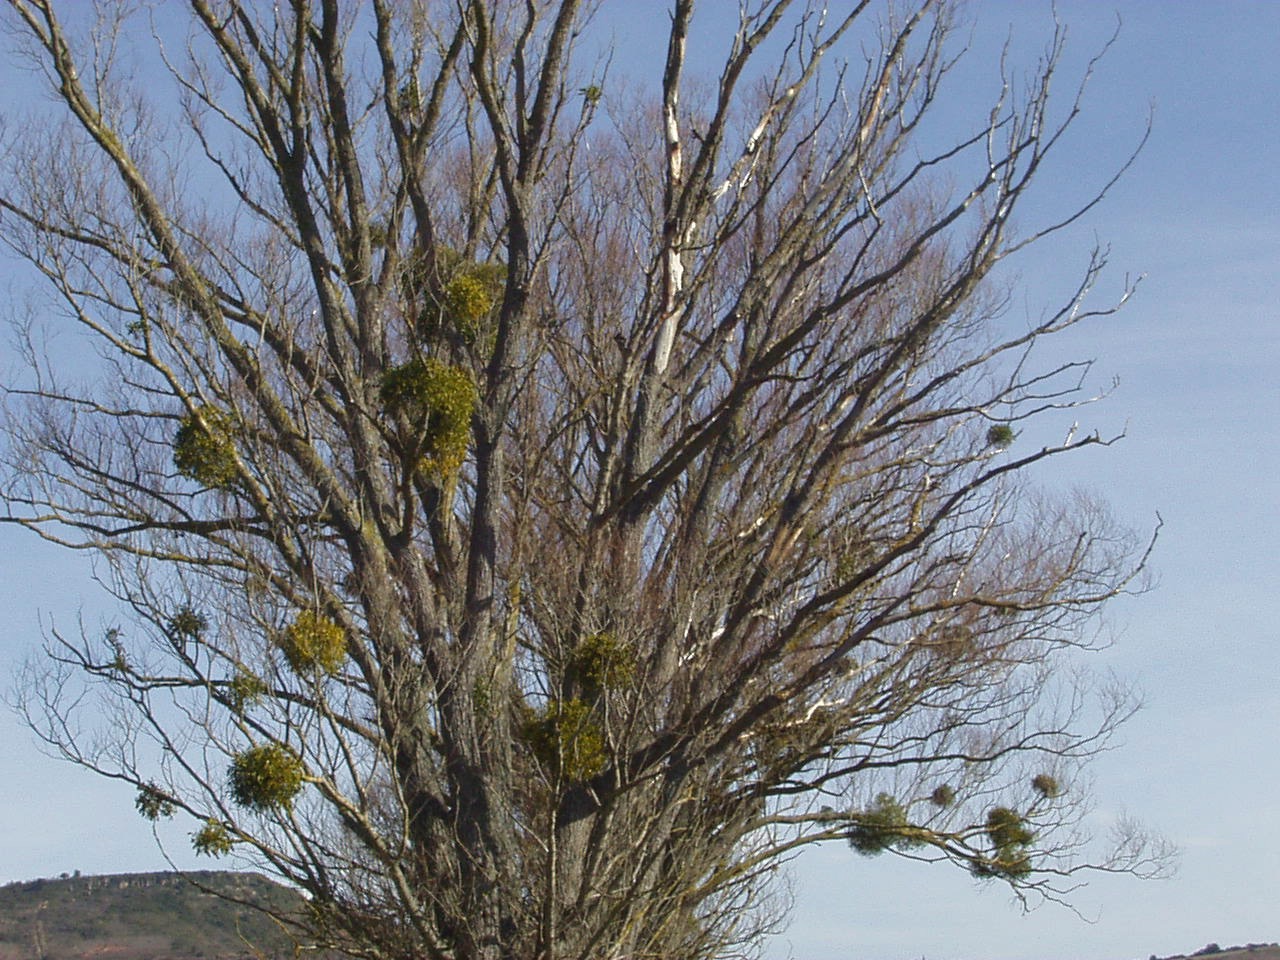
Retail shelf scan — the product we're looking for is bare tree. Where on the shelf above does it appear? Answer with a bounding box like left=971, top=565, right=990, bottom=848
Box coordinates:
left=0, top=3, right=1165, bottom=959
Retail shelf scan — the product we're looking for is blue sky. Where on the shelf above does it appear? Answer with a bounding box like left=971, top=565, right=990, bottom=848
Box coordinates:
left=767, top=4, right=1280, bottom=958
left=2, top=4, right=1278, bottom=960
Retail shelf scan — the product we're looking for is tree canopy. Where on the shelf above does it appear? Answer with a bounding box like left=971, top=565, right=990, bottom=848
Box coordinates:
left=0, top=2, right=1164, bottom=959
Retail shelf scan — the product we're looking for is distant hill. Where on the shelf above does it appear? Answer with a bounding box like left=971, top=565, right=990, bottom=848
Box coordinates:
left=0, top=871, right=312, bottom=960
left=1, top=872, right=1274, bottom=960
left=1149, top=946, right=1280, bottom=960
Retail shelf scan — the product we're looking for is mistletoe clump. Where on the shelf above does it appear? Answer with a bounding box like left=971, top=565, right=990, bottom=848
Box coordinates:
left=566, top=631, right=637, bottom=698
left=1032, top=773, right=1061, bottom=798
left=986, top=423, right=1015, bottom=450
left=192, top=819, right=236, bottom=857
left=229, top=743, right=305, bottom=811
left=279, top=610, right=347, bottom=676
left=436, top=252, right=504, bottom=344
left=135, top=782, right=176, bottom=821
left=401, top=246, right=505, bottom=346
left=227, top=669, right=268, bottom=713
left=442, top=272, right=501, bottom=343
left=167, top=606, right=207, bottom=640
left=521, top=698, right=607, bottom=782
left=973, top=806, right=1035, bottom=879
left=173, top=405, right=239, bottom=488
left=929, top=783, right=956, bottom=807
left=932, top=624, right=974, bottom=660
left=848, top=793, right=924, bottom=855
left=379, top=358, right=477, bottom=478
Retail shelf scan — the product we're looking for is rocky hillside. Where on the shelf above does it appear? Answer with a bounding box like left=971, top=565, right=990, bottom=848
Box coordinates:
left=0, top=871, right=310, bottom=960
left=1, top=871, right=1274, bottom=960
left=1151, top=946, right=1280, bottom=960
